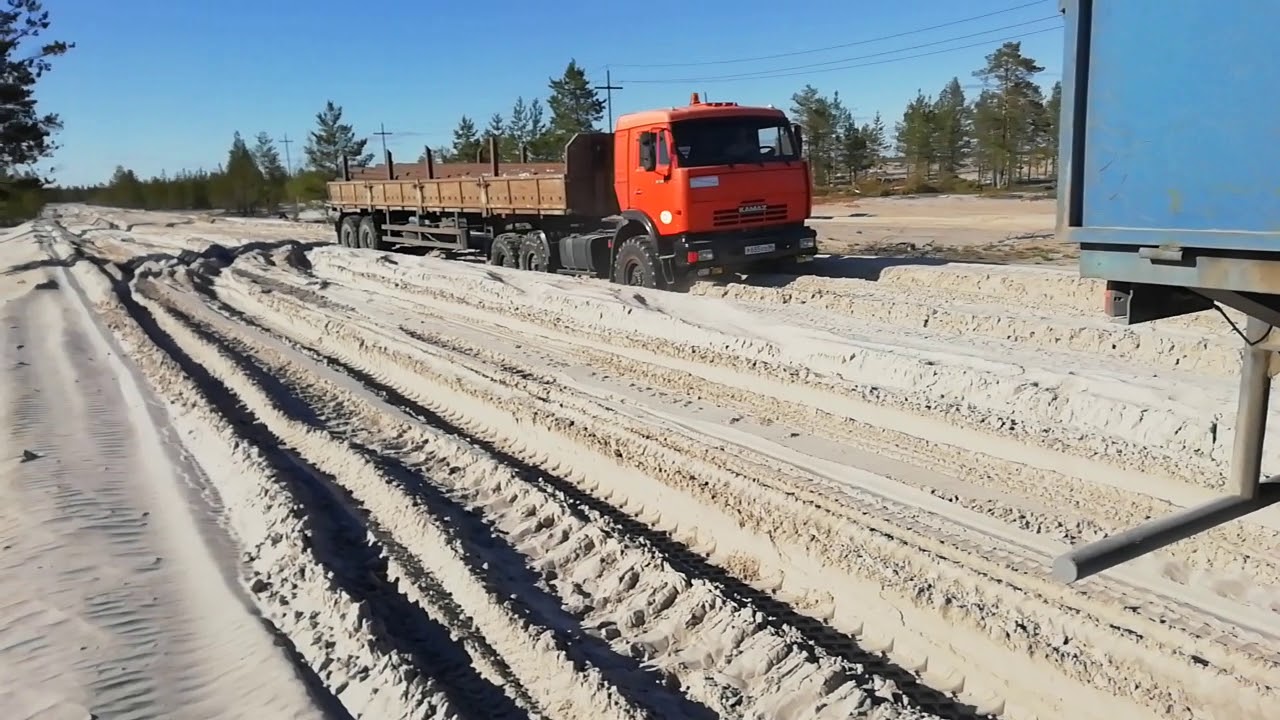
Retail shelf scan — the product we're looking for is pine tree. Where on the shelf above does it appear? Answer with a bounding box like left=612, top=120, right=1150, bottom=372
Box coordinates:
left=481, top=112, right=506, bottom=162
left=252, top=131, right=287, bottom=210
left=971, top=41, right=1046, bottom=188
left=506, top=97, right=533, bottom=161
left=0, top=0, right=73, bottom=219
left=451, top=115, right=481, bottom=161
left=545, top=59, right=604, bottom=157
left=863, top=112, right=888, bottom=168
left=303, top=100, right=371, bottom=177
left=1022, top=83, right=1050, bottom=181
left=790, top=85, right=839, bottom=184
left=106, top=166, right=145, bottom=208
left=1042, top=81, right=1062, bottom=177
left=895, top=90, right=936, bottom=178
left=931, top=77, right=970, bottom=179
left=525, top=98, right=550, bottom=160
left=215, top=132, right=265, bottom=215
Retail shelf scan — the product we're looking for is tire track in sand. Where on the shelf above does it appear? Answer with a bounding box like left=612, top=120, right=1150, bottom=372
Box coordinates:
left=61, top=217, right=1280, bottom=720
left=240, top=249, right=1280, bottom=601
left=308, top=252, right=1236, bottom=497
left=42, top=221, right=514, bottom=719
left=145, top=255, right=965, bottom=719
left=207, top=252, right=1280, bottom=720
left=1, top=226, right=346, bottom=720
left=127, top=277, right=711, bottom=720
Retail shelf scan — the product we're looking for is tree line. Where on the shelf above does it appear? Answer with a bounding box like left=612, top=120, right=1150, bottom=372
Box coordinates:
left=52, top=40, right=1060, bottom=215
left=791, top=40, right=1060, bottom=192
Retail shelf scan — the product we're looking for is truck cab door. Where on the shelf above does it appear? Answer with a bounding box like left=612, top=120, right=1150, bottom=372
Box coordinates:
left=634, top=127, right=679, bottom=233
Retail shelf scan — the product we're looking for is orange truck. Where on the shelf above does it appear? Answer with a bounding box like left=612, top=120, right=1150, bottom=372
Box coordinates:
left=324, top=93, right=818, bottom=289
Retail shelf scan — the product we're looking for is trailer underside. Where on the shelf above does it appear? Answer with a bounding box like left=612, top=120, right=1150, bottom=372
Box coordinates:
left=1052, top=246, right=1280, bottom=582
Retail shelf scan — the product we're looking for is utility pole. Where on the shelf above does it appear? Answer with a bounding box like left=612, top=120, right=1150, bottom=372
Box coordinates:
left=374, top=122, right=393, bottom=157
left=277, top=133, right=294, bottom=175
left=594, top=68, right=623, bottom=131
left=276, top=132, right=296, bottom=219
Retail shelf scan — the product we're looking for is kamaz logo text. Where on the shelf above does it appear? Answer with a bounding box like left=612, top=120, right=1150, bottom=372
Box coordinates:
left=739, top=204, right=766, bottom=213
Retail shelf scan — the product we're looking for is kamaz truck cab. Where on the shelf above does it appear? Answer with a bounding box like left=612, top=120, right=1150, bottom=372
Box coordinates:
left=606, top=93, right=818, bottom=287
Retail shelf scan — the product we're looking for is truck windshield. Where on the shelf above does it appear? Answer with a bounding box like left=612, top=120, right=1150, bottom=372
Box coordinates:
left=670, top=116, right=799, bottom=168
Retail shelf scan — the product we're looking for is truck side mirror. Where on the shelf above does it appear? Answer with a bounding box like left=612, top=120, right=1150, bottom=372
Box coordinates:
left=791, top=123, right=804, bottom=156
left=639, top=131, right=657, bottom=172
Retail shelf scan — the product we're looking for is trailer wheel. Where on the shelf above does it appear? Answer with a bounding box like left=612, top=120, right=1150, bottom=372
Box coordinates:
left=612, top=237, right=663, bottom=289
left=338, top=216, right=359, bottom=247
left=489, top=233, right=519, bottom=268
left=519, top=235, right=556, bottom=273
left=357, top=216, right=383, bottom=251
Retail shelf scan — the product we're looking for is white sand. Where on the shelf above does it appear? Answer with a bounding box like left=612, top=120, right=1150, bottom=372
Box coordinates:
left=0, top=222, right=328, bottom=720
left=2, top=202, right=1277, bottom=720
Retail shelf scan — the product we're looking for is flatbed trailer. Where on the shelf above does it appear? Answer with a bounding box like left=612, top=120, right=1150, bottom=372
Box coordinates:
left=326, top=133, right=617, bottom=256
left=1053, top=0, right=1280, bottom=582
left=325, top=95, right=819, bottom=289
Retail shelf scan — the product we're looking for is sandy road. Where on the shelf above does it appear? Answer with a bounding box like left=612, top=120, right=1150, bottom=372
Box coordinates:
left=0, top=221, right=334, bottom=718
left=5, top=203, right=1280, bottom=719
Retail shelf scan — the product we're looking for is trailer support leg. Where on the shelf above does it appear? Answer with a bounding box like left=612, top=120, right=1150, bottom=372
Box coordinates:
left=1052, top=316, right=1280, bottom=583
left=1230, top=316, right=1272, bottom=498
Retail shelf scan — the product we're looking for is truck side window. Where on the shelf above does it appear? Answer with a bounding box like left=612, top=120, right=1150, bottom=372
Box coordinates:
left=658, top=132, right=670, bottom=166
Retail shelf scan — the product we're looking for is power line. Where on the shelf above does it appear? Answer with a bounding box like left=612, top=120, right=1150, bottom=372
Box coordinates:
left=608, top=0, right=1052, bottom=69
left=619, top=15, right=1060, bottom=84
left=618, top=25, right=1063, bottom=85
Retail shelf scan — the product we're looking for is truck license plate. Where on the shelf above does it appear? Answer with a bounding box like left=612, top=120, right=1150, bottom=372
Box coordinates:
left=744, top=243, right=775, bottom=255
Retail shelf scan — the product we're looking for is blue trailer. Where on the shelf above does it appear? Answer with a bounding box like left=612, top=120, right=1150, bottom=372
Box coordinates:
left=1053, top=0, right=1280, bottom=582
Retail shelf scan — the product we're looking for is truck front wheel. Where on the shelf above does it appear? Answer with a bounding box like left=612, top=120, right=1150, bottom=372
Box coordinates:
left=612, top=237, right=663, bottom=289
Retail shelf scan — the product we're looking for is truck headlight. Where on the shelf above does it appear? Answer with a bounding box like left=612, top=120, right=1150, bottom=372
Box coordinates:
left=800, top=237, right=815, bottom=249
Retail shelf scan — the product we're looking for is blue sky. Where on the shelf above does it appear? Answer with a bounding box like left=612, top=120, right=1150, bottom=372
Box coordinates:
left=40, top=0, right=1064, bottom=186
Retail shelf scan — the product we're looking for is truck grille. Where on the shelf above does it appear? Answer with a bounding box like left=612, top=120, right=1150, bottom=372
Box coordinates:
left=712, top=202, right=787, bottom=228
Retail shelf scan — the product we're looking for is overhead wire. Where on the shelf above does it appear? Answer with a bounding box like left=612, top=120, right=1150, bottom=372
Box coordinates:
left=618, top=15, right=1062, bottom=83
left=607, top=0, right=1053, bottom=69
left=617, top=25, right=1063, bottom=84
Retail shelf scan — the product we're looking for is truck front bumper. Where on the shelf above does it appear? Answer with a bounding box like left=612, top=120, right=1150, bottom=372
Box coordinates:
left=670, top=223, right=818, bottom=277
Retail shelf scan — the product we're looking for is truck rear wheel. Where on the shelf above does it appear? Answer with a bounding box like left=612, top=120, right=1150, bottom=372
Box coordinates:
left=338, top=216, right=359, bottom=247
left=519, top=235, right=556, bottom=273
left=357, top=216, right=383, bottom=251
left=612, top=237, right=663, bottom=289
left=489, top=233, right=519, bottom=268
